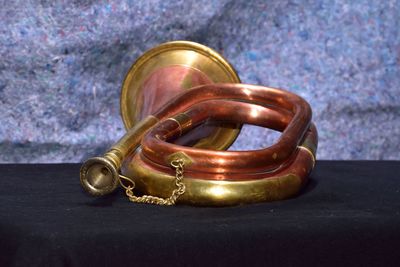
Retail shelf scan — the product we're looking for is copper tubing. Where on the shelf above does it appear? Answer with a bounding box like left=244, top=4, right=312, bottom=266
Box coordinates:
left=137, top=99, right=317, bottom=181
left=128, top=94, right=317, bottom=205
left=142, top=84, right=312, bottom=174
left=134, top=129, right=315, bottom=182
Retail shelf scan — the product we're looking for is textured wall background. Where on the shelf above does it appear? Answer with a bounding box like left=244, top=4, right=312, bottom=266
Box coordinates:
left=0, top=0, right=399, bottom=163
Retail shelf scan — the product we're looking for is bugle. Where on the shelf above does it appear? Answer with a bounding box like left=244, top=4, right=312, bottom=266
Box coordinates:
left=80, top=41, right=318, bottom=206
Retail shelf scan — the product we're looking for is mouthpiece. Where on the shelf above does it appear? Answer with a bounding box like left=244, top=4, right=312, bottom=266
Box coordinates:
left=80, top=155, right=121, bottom=196
left=80, top=116, right=159, bottom=196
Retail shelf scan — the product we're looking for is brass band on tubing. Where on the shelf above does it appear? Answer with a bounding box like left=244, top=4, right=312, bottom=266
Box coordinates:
left=164, top=113, right=193, bottom=137
left=125, top=146, right=316, bottom=206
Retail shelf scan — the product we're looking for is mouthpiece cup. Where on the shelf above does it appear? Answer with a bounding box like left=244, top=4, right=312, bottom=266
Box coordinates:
left=80, top=157, right=120, bottom=196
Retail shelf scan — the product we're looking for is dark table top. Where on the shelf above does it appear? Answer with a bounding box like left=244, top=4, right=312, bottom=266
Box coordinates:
left=0, top=161, right=399, bottom=267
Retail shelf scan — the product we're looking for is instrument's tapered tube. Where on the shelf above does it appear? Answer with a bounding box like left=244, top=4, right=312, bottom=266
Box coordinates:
left=80, top=116, right=159, bottom=196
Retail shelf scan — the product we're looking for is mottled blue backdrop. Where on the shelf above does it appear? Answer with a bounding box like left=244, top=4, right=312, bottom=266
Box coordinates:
left=0, top=0, right=399, bottom=162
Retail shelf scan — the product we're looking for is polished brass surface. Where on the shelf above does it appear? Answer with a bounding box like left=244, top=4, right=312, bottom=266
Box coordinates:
left=125, top=134, right=316, bottom=206
left=80, top=156, right=120, bottom=196
left=120, top=40, right=241, bottom=150
left=125, top=158, right=305, bottom=206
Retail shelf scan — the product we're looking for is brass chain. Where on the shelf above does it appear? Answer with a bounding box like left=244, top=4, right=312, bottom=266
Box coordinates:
left=118, top=159, right=186, bottom=205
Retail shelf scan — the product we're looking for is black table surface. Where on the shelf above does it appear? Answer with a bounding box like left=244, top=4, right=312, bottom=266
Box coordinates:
left=0, top=161, right=399, bottom=267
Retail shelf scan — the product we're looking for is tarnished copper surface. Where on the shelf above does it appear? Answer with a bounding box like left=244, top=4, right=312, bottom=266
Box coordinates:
left=143, top=84, right=312, bottom=174
left=137, top=65, right=220, bottom=147
left=138, top=65, right=212, bottom=120
left=136, top=101, right=317, bottom=181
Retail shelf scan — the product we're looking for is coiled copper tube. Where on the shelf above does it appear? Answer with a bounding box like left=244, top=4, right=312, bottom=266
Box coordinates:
left=126, top=84, right=318, bottom=205
left=145, top=83, right=312, bottom=173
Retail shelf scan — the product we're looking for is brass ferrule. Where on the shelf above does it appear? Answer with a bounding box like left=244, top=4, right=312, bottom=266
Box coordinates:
left=165, top=113, right=192, bottom=136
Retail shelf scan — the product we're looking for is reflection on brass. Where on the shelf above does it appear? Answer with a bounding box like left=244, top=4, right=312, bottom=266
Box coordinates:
left=126, top=161, right=303, bottom=206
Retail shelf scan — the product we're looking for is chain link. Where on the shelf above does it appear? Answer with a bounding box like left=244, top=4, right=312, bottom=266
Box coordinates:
left=118, top=159, right=186, bottom=205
